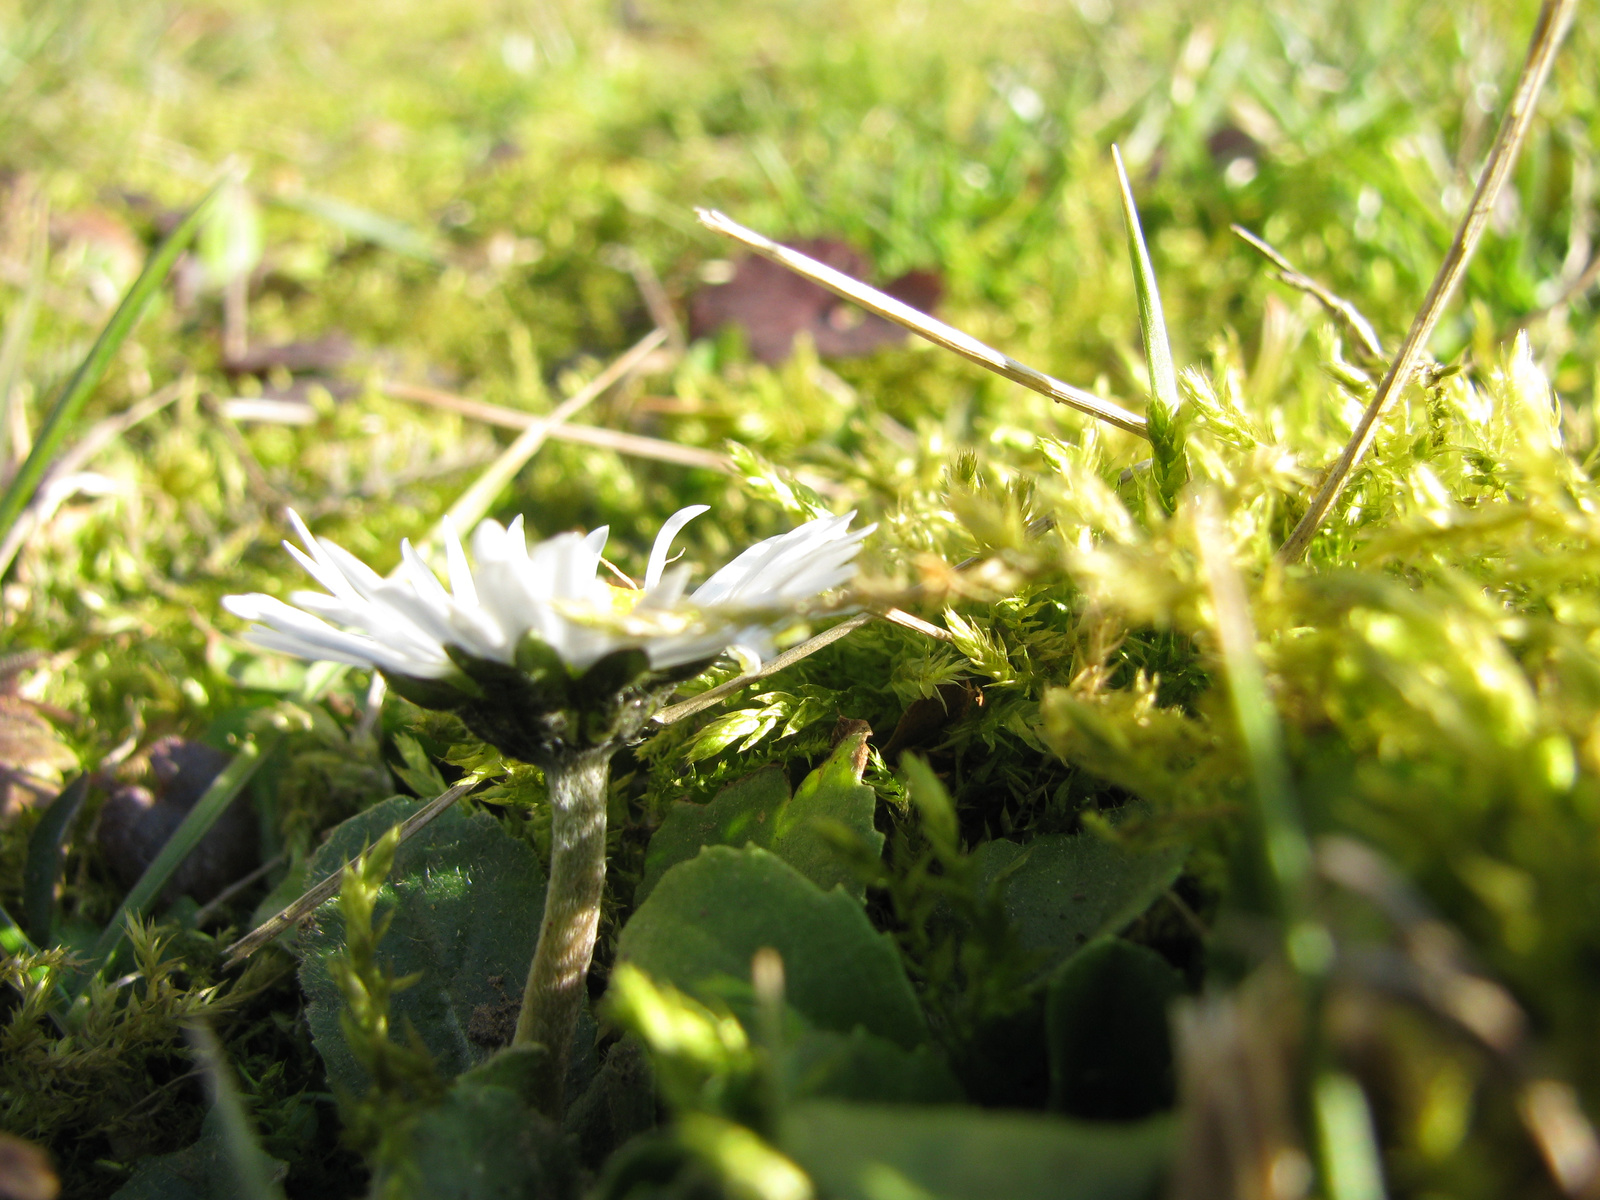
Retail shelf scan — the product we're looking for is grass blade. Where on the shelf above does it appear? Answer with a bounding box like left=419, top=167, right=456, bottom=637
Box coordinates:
left=0, top=176, right=228, bottom=550
left=185, top=1022, right=287, bottom=1200
left=86, top=733, right=275, bottom=978
left=1111, top=147, right=1187, bottom=511
left=1192, top=492, right=1314, bottom=936
left=21, top=773, right=89, bottom=945
left=272, top=190, right=441, bottom=263
left=0, top=898, right=38, bottom=958
left=1111, top=145, right=1179, bottom=416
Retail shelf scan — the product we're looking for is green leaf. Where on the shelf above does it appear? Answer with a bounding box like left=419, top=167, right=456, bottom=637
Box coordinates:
left=601, top=962, right=758, bottom=1117
left=563, top=1038, right=659, bottom=1170
left=1045, top=939, right=1182, bottom=1119
left=197, top=179, right=263, bottom=287
left=970, top=826, right=1185, bottom=981
left=782, top=1101, right=1173, bottom=1200
left=641, top=732, right=883, bottom=903
left=725, top=440, right=833, bottom=521
left=370, top=1068, right=577, bottom=1199
left=296, top=795, right=549, bottom=1090
left=619, top=845, right=927, bottom=1049
left=785, top=1027, right=963, bottom=1106
left=0, top=176, right=228, bottom=546
left=185, top=1023, right=286, bottom=1200
left=109, top=1112, right=288, bottom=1200
left=684, top=706, right=780, bottom=763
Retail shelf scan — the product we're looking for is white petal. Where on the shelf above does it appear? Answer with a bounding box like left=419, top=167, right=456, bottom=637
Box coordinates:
left=442, top=519, right=478, bottom=607
left=638, top=562, right=692, bottom=608
left=645, top=505, right=709, bottom=591
left=318, top=540, right=389, bottom=600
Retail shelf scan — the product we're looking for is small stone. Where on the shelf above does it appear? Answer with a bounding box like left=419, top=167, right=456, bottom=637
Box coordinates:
left=96, top=737, right=258, bottom=905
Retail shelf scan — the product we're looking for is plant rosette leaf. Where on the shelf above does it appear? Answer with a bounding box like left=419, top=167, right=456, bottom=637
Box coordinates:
left=781, top=1101, right=1174, bottom=1200
left=368, top=1057, right=577, bottom=1200
left=604, top=961, right=959, bottom=1117
left=295, top=796, right=551, bottom=1091
left=971, top=824, right=1186, bottom=983
left=108, top=1112, right=288, bottom=1200
left=618, top=845, right=927, bottom=1050
left=639, top=730, right=882, bottom=903
left=784, top=1026, right=963, bottom=1106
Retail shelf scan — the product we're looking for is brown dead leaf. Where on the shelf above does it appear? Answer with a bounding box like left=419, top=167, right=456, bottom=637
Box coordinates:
left=0, top=696, right=77, bottom=821
left=689, top=237, right=943, bottom=364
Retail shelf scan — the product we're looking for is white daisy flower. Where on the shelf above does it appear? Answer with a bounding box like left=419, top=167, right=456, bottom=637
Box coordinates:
left=222, top=505, right=874, bottom=685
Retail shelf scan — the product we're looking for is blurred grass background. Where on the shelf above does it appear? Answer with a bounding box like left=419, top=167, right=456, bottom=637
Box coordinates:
left=3, top=0, right=1595, bottom=739
left=4, top=0, right=1600, bottom=1195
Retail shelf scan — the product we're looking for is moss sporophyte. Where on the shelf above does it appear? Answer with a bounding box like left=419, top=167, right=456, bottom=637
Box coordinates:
left=223, top=506, right=873, bottom=1114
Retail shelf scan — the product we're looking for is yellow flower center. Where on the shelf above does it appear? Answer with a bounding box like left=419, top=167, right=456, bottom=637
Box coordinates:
left=606, top=585, right=645, bottom=616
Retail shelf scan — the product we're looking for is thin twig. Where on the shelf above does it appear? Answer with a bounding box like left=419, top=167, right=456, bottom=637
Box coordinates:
left=603, top=245, right=685, bottom=353
left=695, top=209, right=1149, bottom=439
left=654, top=612, right=873, bottom=726
left=379, top=379, right=732, bottom=472
left=1278, top=0, right=1577, bottom=565
left=1231, top=225, right=1386, bottom=362
left=650, top=602, right=956, bottom=728
left=879, top=606, right=952, bottom=641
left=222, top=776, right=480, bottom=967
left=193, top=852, right=287, bottom=927
left=433, top=327, right=667, bottom=544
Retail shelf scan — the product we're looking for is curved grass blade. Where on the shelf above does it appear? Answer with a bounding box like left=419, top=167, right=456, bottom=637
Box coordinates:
left=0, top=176, right=228, bottom=549
left=272, top=189, right=441, bottom=264
left=1112, top=147, right=1187, bottom=511
left=1112, top=146, right=1178, bottom=416
left=21, top=773, right=89, bottom=945
left=185, top=1022, right=287, bottom=1200
left=85, top=733, right=275, bottom=980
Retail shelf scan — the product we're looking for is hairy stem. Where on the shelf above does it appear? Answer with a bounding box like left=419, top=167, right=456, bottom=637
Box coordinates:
left=514, top=747, right=611, bottom=1117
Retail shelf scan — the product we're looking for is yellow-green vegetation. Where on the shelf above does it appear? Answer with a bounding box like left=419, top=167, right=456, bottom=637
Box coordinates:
left=3, top=0, right=1600, bottom=1197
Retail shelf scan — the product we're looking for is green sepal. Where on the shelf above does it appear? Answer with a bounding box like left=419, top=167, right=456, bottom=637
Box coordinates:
left=573, top=648, right=652, bottom=709
left=383, top=669, right=482, bottom=710
left=573, top=648, right=653, bottom=742
left=444, top=643, right=531, bottom=694
left=514, top=632, right=575, bottom=707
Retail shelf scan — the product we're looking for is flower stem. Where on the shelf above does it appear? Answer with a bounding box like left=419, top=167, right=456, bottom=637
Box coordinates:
left=513, top=747, right=611, bottom=1117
